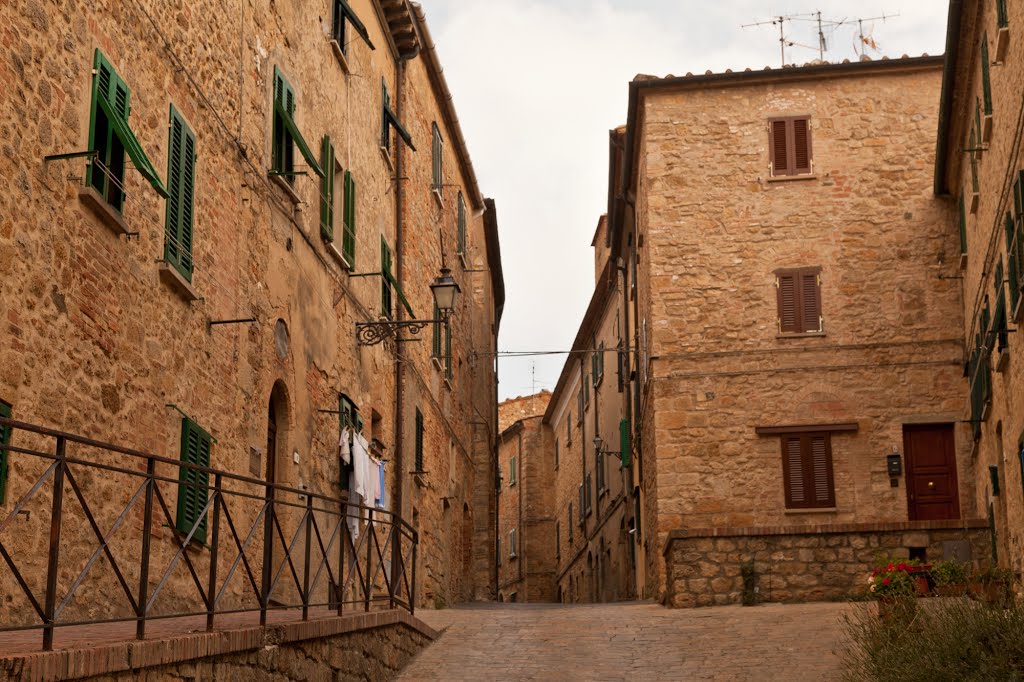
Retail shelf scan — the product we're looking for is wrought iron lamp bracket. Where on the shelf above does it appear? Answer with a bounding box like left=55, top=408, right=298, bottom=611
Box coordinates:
left=356, top=317, right=449, bottom=347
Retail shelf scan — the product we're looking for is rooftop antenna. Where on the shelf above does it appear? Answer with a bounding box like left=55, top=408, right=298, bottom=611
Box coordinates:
left=850, top=13, right=899, bottom=57
left=742, top=13, right=820, bottom=67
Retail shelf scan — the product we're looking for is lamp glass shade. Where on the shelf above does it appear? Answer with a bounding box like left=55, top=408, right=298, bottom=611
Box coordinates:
left=431, top=269, right=461, bottom=313
left=593, top=435, right=603, bottom=451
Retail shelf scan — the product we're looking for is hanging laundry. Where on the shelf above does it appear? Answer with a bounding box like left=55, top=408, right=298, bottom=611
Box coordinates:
left=339, top=427, right=352, bottom=466
left=376, top=461, right=387, bottom=510
left=351, top=432, right=372, bottom=502
left=346, top=469, right=362, bottom=541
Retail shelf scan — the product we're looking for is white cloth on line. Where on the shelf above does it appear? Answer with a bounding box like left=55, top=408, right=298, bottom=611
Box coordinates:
left=339, top=428, right=351, bottom=466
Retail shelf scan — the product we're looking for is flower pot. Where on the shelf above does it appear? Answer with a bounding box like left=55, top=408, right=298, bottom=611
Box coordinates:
left=914, top=576, right=930, bottom=596
left=934, top=583, right=967, bottom=597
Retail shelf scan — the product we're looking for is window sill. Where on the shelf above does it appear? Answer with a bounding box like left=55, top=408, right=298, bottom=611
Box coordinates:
left=380, top=145, right=395, bottom=174
left=158, top=262, right=201, bottom=303
left=1013, top=297, right=1023, bottom=324
left=443, top=377, right=453, bottom=392
left=413, top=472, right=427, bottom=489
left=766, top=173, right=818, bottom=184
left=457, top=251, right=468, bottom=269
left=970, top=191, right=980, bottom=215
left=784, top=507, right=838, bottom=515
left=78, top=186, right=131, bottom=237
left=269, top=173, right=302, bottom=205
left=330, top=40, right=351, bottom=74
left=431, top=187, right=445, bottom=210
left=776, top=331, right=826, bottom=340
left=983, top=114, right=994, bottom=145
left=959, top=253, right=968, bottom=271
left=996, top=27, right=1010, bottom=63
left=326, top=241, right=353, bottom=271
left=997, top=348, right=1009, bottom=374
left=431, top=357, right=444, bottom=373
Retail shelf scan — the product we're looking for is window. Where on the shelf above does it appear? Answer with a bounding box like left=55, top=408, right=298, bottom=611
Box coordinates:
left=970, top=327, right=993, bottom=442
left=432, top=303, right=442, bottom=360
left=998, top=0, right=1009, bottom=28
left=415, top=409, right=424, bottom=472
left=1006, top=172, right=1024, bottom=315
left=381, top=79, right=391, bottom=153
left=497, top=461, right=502, bottom=494
left=509, top=456, right=516, bottom=486
left=87, top=49, right=166, bottom=212
left=578, top=484, right=584, bottom=524
left=509, top=529, right=517, bottom=558
left=619, top=418, right=631, bottom=468
left=566, top=411, right=572, bottom=445
left=556, top=522, right=560, bottom=559
left=990, top=465, right=1001, bottom=496
left=0, top=401, right=11, bottom=505
left=768, top=116, right=812, bottom=177
left=598, top=341, right=605, bottom=384
left=332, top=0, right=373, bottom=55
left=342, top=171, right=356, bottom=267
left=577, top=388, right=584, bottom=421
left=992, top=259, right=1009, bottom=356
left=176, top=417, right=213, bottom=543
left=585, top=473, right=592, bottom=515
left=320, top=136, right=338, bottom=242
left=779, top=433, right=835, bottom=509
left=981, top=33, right=993, bottom=119
left=457, top=192, right=467, bottom=256
left=554, top=438, right=559, bottom=469
left=432, top=122, right=443, bottom=192
left=340, top=394, right=363, bottom=433
left=568, top=503, right=574, bottom=541
left=164, top=106, right=196, bottom=281
left=381, top=238, right=394, bottom=319
left=776, top=268, right=823, bottom=334
left=271, top=67, right=324, bottom=185
left=969, top=128, right=980, bottom=212
left=444, top=321, right=453, bottom=381
left=584, top=379, right=590, bottom=407
left=595, top=442, right=605, bottom=493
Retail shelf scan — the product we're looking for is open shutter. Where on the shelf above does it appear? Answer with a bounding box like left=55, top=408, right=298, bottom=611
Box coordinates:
left=800, top=271, right=821, bottom=332
left=792, top=118, right=812, bottom=174
left=1006, top=212, right=1021, bottom=313
left=335, top=0, right=375, bottom=49
left=165, top=106, right=196, bottom=280
left=432, top=303, right=442, bottom=358
left=342, top=171, right=356, bottom=267
left=620, top=418, right=631, bottom=468
left=415, top=409, right=424, bottom=471
left=782, top=436, right=805, bottom=506
left=0, top=402, right=11, bottom=505
left=381, top=238, right=393, bottom=319
left=444, top=322, right=453, bottom=380
left=982, top=33, right=993, bottom=116
left=320, top=136, right=336, bottom=241
left=777, top=273, right=799, bottom=332
left=175, top=418, right=211, bottom=544
left=770, top=119, right=789, bottom=176
left=457, top=192, right=467, bottom=255
left=809, top=435, right=834, bottom=506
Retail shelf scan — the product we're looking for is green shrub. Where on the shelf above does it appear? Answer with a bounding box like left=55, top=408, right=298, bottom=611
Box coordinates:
left=841, top=598, right=1024, bottom=681
left=931, top=559, right=967, bottom=586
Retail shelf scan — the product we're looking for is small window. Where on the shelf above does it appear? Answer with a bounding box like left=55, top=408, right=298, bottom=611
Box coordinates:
left=457, top=192, right=467, bottom=257
left=432, top=122, right=443, bottom=192
left=779, top=432, right=835, bottom=509
left=577, top=484, right=584, bottom=525
left=776, top=267, right=823, bottom=335
left=577, top=388, right=584, bottom=421
left=340, top=394, right=363, bottom=434
left=585, top=472, right=592, bottom=515
left=432, top=303, right=442, bottom=360
left=509, top=528, right=517, bottom=558
left=331, top=0, right=373, bottom=54
left=768, top=116, right=812, bottom=177
left=176, top=417, right=213, bottom=543
left=554, top=438, right=559, bottom=469
left=165, top=106, right=197, bottom=281
left=342, top=170, right=356, bottom=267
left=381, top=79, right=392, bottom=153
left=981, top=33, right=993, bottom=118
left=381, top=238, right=394, bottom=319
left=509, top=456, right=516, bottom=486
left=990, top=465, right=1001, bottom=496
left=0, top=400, right=12, bottom=505
left=415, top=409, right=424, bottom=472
left=566, top=411, right=572, bottom=445
left=272, top=67, right=325, bottom=185
left=595, top=443, right=605, bottom=493
left=320, top=135, right=339, bottom=243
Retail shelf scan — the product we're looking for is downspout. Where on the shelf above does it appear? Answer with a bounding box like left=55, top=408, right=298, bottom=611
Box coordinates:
left=579, top=359, right=587, bottom=537
left=518, top=428, right=524, bottom=589
left=493, top=348, right=500, bottom=598
left=392, top=54, right=409, bottom=598
left=617, top=255, right=634, bottom=595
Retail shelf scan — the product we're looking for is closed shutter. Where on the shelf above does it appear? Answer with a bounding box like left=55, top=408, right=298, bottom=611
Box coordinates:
left=554, top=438, right=559, bottom=468
left=1006, top=212, right=1020, bottom=312
left=969, top=128, right=979, bottom=195
left=510, top=456, right=516, bottom=485
left=320, top=136, right=336, bottom=242
left=165, top=106, right=196, bottom=280
left=781, top=433, right=835, bottom=509
left=415, top=409, right=424, bottom=472
left=800, top=271, right=821, bottom=332
left=578, top=484, right=584, bottom=523
left=777, top=269, right=821, bottom=333
left=792, top=118, right=812, bottom=174
left=998, top=0, right=1009, bottom=27
left=619, top=418, right=631, bottom=468
left=770, top=119, right=789, bottom=176
left=982, top=33, right=993, bottom=116
left=342, top=171, right=356, bottom=267
left=0, top=401, right=11, bottom=505
left=777, top=272, right=798, bottom=332
left=175, top=418, right=212, bottom=544
left=432, top=123, right=443, bottom=189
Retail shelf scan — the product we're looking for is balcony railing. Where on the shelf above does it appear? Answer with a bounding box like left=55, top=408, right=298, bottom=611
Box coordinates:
left=0, top=417, right=417, bottom=651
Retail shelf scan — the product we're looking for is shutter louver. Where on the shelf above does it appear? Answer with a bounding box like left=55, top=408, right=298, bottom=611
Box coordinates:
left=811, top=436, right=832, bottom=505
left=320, top=136, right=336, bottom=242
left=342, top=171, right=356, bottom=267
left=982, top=34, right=993, bottom=116
left=778, top=273, right=798, bottom=332
left=793, top=118, right=811, bottom=174
left=165, top=106, right=196, bottom=280
left=801, top=272, right=820, bottom=332
left=784, top=437, right=805, bottom=504
left=176, top=418, right=211, bottom=544
left=771, top=120, right=789, bottom=176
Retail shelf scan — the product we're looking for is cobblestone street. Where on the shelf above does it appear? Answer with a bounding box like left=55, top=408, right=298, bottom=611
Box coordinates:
left=399, top=601, right=854, bottom=681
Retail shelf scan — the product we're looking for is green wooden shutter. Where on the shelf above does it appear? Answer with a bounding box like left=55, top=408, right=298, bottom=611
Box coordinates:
left=381, top=238, right=393, bottom=319
left=969, top=128, right=979, bottom=194
left=320, top=136, right=336, bottom=241
left=415, top=409, right=424, bottom=471
left=998, top=0, right=1009, bottom=28
left=432, top=303, right=442, bottom=358
left=444, top=322, right=453, bottom=380
left=88, top=50, right=130, bottom=211
left=165, top=105, right=196, bottom=281
left=381, top=79, right=391, bottom=151
left=0, top=401, right=11, bottom=505
left=271, top=68, right=324, bottom=180
left=342, top=171, right=356, bottom=267
left=1006, top=212, right=1021, bottom=313
left=510, top=456, right=516, bottom=485
left=457, top=192, right=466, bottom=255
left=982, top=34, right=993, bottom=116
left=175, top=418, right=212, bottom=544
left=619, top=418, right=631, bottom=468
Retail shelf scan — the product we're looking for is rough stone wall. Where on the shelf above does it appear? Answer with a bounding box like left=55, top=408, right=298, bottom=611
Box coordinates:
left=941, top=0, right=1024, bottom=581
left=497, top=423, right=522, bottom=597
left=0, top=0, right=497, bottom=625
left=633, top=62, right=966, bottom=600
left=664, top=521, right=990, bottom=608
left=499, top=392, right=551, bottom=432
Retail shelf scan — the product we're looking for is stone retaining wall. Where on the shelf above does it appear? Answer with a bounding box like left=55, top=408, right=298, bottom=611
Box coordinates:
left=664, top=520, right=990, bottom=608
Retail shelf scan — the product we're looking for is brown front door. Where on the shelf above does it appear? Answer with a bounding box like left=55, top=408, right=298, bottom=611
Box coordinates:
left=903, top=424, right=960, bottom=521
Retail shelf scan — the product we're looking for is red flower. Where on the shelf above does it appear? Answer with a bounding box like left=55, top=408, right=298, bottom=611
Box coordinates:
left=883, top=578, right=891, bottom=585
left=887, top=564, right=895, bottom=571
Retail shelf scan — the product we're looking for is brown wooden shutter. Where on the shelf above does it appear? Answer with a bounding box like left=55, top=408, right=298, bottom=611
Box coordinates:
left=800, top=271, right=821, bottom=332
left=792, top=118, right=812, bottom=174
left=770, top=120, right=789, bottom=176
left=782, top=436, right=805, bottom=506
left=810, top=435, right=835, bottom=506
left=777, top=273, right=799, bottom=332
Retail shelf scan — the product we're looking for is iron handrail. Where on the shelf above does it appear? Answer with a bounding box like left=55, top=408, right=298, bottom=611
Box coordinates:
left=0, top=417, right=418, bottom=651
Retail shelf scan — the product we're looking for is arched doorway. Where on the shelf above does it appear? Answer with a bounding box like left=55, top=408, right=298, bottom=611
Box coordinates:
left=263, top=382, right=290, bottom=607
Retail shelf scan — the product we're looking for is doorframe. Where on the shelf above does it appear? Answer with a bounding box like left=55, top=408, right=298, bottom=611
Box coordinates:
left=902, top=422, right=961, bottom=521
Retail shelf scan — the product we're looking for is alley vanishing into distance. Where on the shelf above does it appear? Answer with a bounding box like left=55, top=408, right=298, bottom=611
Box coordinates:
left=398, top=602, right=851, bottom=681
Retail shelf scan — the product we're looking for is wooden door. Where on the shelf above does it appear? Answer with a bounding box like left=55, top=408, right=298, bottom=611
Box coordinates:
left=904, top=424, right=960, bottom=521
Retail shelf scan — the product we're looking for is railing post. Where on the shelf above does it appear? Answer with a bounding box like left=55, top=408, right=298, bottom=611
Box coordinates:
left=137, top=457, right=156, bottom=641
left=411, top=533, right=417, bottom=616
left=338, top=511, right=346, bottom=617
left=42, top=437, right=67, bottom=652
left=261, top=492, right=274, bottom=626
left=365, top=509, right=373, bottom=613
left=302, top=494, right=312, bottom=621
left=388, top=521, right=397, bottom=610
left=206, top=474, right=222, bottom=632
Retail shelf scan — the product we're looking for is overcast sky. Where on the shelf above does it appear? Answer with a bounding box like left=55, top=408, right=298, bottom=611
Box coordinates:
left=422, top=1, right=949, bottom=401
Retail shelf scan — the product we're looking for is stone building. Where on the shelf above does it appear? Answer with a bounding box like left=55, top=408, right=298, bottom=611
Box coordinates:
left=603, top=54, right=990, bottom=606
left=496, top=392, right=555, bottom=602
left=545, top=217, right=637, bottom=604
left=0, top=0, right=502, bottom=627
left=936, top=0, right=1024, bottom=581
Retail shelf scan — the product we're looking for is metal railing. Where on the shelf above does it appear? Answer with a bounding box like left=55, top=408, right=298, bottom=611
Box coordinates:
left=0, top=417, right=417, bottom=651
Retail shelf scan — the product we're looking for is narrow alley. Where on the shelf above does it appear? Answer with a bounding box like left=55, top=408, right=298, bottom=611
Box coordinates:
left=398, top=601, right=851, bottom=681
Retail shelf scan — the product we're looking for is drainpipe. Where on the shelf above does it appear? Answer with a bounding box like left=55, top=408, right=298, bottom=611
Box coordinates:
left=392, top=56, right=408, bottom=600
left=617, top=255, right=635, bottom=597
left=493, top=352, right=500, bottom=598
left=518, top=427, right=524, bottom=589
left=579, top=359, right=587, bottom=538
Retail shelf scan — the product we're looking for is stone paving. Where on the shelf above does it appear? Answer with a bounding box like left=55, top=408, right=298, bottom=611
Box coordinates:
left=398, top=601, right=855, bottom=681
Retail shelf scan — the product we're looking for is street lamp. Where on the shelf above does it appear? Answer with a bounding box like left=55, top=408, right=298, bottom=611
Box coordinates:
left=593, top=435, right=620, bottom=457
left=356, top=266, right=461, bottom=346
